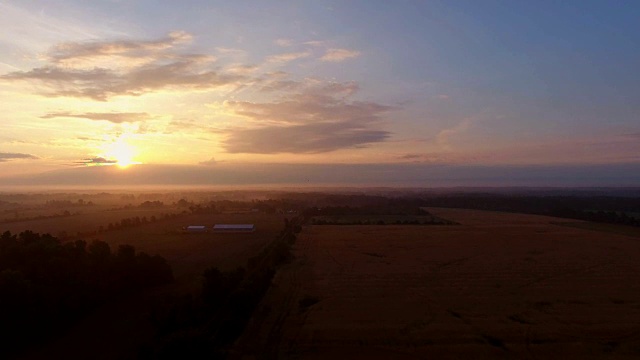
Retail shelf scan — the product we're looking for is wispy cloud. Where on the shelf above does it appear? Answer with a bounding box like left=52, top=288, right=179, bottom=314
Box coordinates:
left=266, top=51, right=311, bottom=63
left=320, top=48, right=361, bottom=62
left=304, top=40, right=327, bottom=47
left=215, top=47, right=246, bottom=56
left=222, top=81, right=393, bottom=153
left=398, top=152, right=484, bottom=164
left=435, top=119, right=473, bottom=150
left=75, top=157, right=117, bottom=166
left=41, top=111, right=151, bottom=123
left=1, top=32, right=242, bottom=101
left=224, top=122, right=390, bottom=154
left=0, top=152, right=39, bottom=162
left=46, top=31, right=193, bottom=66
left=199, top=157, right=217, bottom=166
left=226, top=64, right=258, bottom=75
left=274, top=38, right=293, bottom=47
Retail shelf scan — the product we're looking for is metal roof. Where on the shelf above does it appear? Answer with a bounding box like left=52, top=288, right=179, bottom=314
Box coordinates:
left=213, top=224, right=255, bottom=229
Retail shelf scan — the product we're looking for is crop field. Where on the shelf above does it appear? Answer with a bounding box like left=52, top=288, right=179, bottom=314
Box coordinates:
left=311, top=214, right=455, bottom=225
left=97, top=212, right=285, bottom=279
left=1, top=201, right=285, bottom=279
left=239, top=208, right=640, bottom=359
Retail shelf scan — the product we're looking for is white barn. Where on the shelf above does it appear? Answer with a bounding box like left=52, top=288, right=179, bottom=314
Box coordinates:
left=186, top=225, right=207, bottom=233
left=212, top=224, right=255, bottom=233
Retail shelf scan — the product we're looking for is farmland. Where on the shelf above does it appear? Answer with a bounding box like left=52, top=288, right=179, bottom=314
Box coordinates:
left=0, top=192, right=288, bottom=360
left=4, top=191, right=640, bottom=359
left=238, top=207, right=640, bottom=359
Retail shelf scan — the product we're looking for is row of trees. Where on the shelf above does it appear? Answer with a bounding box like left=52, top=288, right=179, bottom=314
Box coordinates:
left=2, top=210, right=78, bottom=224
left=422, top=195, right=640, bottom=227
left=0, top=231, right=173, bottom=356
left=44, top=199, right=95, bottom=208
left=303, top=204, right=430, bottom=217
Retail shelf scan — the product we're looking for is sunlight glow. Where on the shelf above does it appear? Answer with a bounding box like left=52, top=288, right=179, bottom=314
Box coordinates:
left=104, top=137, right=138, bottom=169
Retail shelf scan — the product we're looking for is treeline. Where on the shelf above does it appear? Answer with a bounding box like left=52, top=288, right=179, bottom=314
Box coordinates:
left=551, top=208, right=640, bottom=227
left=44, top=199, right=95, bottom=208
left=422, top=195, right=640, bottom=227
left=2, top=210, right=78, bottom=224
left=140, top=218, right=300, bottom=359
left=303, top=204, right=430, bottom=217
left=0, top=231, right=173, bottom=357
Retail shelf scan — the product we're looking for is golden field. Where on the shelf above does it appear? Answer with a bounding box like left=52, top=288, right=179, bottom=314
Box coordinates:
left=239, top=208, right=640, bottom=359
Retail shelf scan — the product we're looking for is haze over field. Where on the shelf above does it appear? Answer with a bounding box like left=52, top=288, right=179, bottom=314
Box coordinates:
left=1, top=1, right=640, bottom=186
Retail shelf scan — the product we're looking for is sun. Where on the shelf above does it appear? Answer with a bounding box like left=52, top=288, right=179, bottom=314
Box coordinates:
left=104, top=138, right=138, bottom=169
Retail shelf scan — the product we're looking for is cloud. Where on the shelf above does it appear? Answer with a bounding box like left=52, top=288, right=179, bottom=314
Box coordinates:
left=222, top=81, right=393, bottom=153
left=4, top=163, right=640, bottom=188
left=266, top=51, right=311, bottom=63
left=46, top=31, right=193, bottom=66
left=436, top=119, right=473, bottom=150
left=303, top=40, right=327, bottom=47
left=41, top=111, right=151, bottom=123
left=0, top=152, right=39, bottom=162
left=226, top=64, right=258, bottom=75
left=75, top=157, right=117, bottom=166
left=398, top=152, right=485, bottom=164
left=199, top=157, right=217, bottom=166
left=274, top=38, right=293, bottom=47
left=165, top=120, right=226, bottom=135
left=1, top=32, right=242, bottom=100
left=215, top=47, right=246, bottom=56
left=258, top=79, right=302, bottom=93
left=224, top=122, right=390, bottom=154
left=320, top=48, right=361, bottom=62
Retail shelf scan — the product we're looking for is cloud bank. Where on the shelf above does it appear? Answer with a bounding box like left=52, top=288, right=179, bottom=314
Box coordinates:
left=222, top=81, right=393, bottom=153
left=1, top=32, right=241, bottom=100
left=0, top=152, right=39, bottom=162
left=42, top=112, right=151, bottom=123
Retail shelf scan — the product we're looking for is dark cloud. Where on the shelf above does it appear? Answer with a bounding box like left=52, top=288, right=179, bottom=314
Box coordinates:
left=42, top=111, right=151, bottom=123
left=3, top=163, right=640, bottom=188
left=398, top=152, right=485, bottom=164
left=400, top=154, right=422, bottom=160
left=0, top=152, right=39, bottom=162
left=75, top=157, right=117, bottom=166
left=222, top=82, right=392, bottom=153
left=224, top=122, right=390, bottom=154
left=0, top=32, right=242, bottom=101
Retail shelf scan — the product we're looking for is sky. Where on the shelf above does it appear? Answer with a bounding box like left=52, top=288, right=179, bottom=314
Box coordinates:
left=1, top=0, right=639, bottom=187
